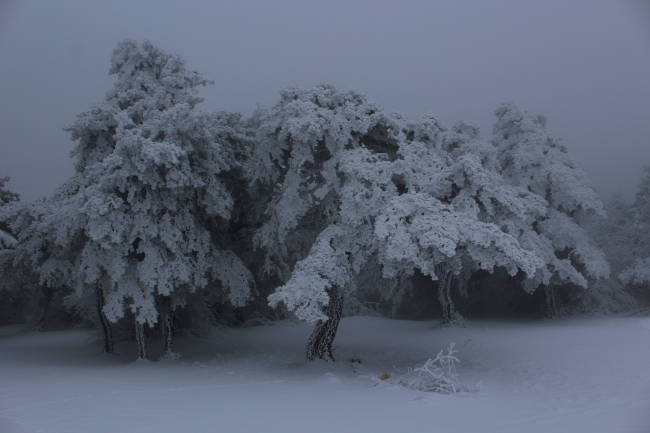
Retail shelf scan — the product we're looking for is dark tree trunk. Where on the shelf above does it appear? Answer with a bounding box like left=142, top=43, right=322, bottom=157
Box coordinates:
left=438, top=270, right=455, bottom=324
left=36, top=284, right=53, bottom=331
left=544, top=284, right=558, bottom=318
left=306, top=286, right=344, bottom=363
left=96, top=283, right=113, bottom=354
left=135, top=320, right=148, bottom=361
left=437, top=268, right=465, bottom=326
left=160, top=296, right=176, bottom=358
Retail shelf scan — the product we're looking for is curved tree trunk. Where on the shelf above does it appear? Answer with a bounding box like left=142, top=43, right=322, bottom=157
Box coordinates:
left=36, top=284, right=53, bottom=331
left=160, top=296, right=178, bottom=359
left=306, top=286, right=344, bottom=363
left=96, top=283, right=113, bottom=354
left=135, top=320, right=148, bottom=361
left=437, top=268, right=465, bottom=326
left=438, top=270, right=455, bottom=324
left=544, top=284, right=558, bottom=318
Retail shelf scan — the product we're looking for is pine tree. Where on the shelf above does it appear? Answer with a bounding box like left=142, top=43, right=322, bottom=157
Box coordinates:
left=253, top=85, right=390, bottom=360
left=619, top=168, right=650, bottom=290
left=257, top=86, right=545, bottom=359
left=0, top=177, right=18, bottom=251
left=491, top=103, right=609, bottom=316
left=0, top=183, right=82, bottom=331
left=428, top=121, right=548, bottom=324
left=4, top=40, right=254, bottom=358
left=0, top=177, right=22, bottom=325
left=582, top=192, right=638, bottom=312
left=63, top=40, right=254, bottom=359
left=0, top=176, right=19, bottom=253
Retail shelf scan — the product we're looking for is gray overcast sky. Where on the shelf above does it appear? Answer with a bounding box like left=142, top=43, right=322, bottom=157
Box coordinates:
left=1, top=0, right=649, bottom=202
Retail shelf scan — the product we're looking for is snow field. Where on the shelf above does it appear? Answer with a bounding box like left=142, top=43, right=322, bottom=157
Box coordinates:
left=1, top=315, right=649, bottom=433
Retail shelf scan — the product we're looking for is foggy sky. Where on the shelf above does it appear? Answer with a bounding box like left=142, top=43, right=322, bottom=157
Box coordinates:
left=1, top=0, right=649, bottom=203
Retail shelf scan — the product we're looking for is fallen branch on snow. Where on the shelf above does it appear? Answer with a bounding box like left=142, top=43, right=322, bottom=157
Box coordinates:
left=397, top=343, right=481, bottom=394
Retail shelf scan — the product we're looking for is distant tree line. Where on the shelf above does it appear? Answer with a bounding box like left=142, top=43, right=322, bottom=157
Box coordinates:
left=1, top=40, right=648, bottom=361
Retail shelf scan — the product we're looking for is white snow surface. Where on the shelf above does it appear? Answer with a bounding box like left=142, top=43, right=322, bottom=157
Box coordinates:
left=1, top=316, right=649, bottom=432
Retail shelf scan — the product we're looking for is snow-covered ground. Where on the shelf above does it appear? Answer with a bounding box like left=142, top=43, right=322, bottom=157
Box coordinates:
left=1, top=315, right=649, bottom=433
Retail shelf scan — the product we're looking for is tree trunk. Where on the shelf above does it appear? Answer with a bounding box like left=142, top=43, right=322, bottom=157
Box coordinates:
left=438, top=270, right=455, bottom=324
left=306, top=286, right=344, bottom=363
left=135, top=320, right=148, bottom=361
left=544, top=284, right=558, bottom=318
left=437, top=268, right=465, bottom=326
left=160, top=296, right=178, bottom=359
left=96, top=283, right=113, bottom=354
left=36, top=284, right=53, bottom=331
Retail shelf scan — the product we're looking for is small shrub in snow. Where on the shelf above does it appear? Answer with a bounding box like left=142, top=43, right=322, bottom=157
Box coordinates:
left=398, top=343, right=479, bottom=394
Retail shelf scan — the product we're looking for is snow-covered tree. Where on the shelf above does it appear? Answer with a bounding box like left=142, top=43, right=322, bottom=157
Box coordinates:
left=65, top=40, right=255, bottom=359
left=255, top=86, right=545, bottom=360
left=0, top=177, right=19, bottom=250
left=0, top=177, right=21, bottom=324
left=581, top=192, right=638, bottom=312
left=619, top=167, right=650, bottom=289
left=2, top=40, right=254, bottom=358
left=426, top=121, right=548, bottom=323
left=491, top=103, right=609, bottom=315
left=250, top=85, right=389, bottom=360
left=1, top=180, right=86, bottom=331
left=0, top=176, right=19, bottom=250
left=580, top=168, right=650, bottom=310
left=0, top=176, right=19, bottom=207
